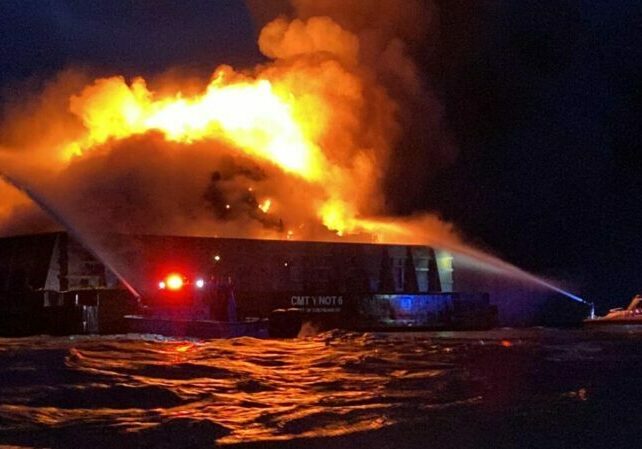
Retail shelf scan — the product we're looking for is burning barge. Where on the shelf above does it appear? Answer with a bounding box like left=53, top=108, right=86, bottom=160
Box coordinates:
left=0, top=232, right=497, bottom=337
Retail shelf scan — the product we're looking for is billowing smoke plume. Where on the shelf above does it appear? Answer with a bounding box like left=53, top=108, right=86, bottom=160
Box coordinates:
left=249, top=0, right=456, bottom=211
left=0, top=0, right=454, bottom=245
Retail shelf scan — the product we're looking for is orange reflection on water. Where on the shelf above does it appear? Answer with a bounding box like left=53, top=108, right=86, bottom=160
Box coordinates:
left=175, top=344, right=193, bottom=353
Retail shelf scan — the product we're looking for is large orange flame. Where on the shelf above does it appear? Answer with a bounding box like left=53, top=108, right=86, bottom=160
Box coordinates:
left=56, top=53, right=388, bottom=238
left=64, top=71, right=329, bottom=182
left=0, top=14, right=436, bottom=245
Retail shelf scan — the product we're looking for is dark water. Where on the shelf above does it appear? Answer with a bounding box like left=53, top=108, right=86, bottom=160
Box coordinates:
left=1, top=328, right=641, bottom=449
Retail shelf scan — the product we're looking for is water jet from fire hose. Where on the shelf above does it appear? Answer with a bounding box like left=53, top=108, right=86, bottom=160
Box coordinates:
left=0, top=171, right=141, bottom=299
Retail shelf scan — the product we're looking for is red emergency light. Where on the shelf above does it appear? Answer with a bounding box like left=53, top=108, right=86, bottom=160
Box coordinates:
left=158, top=273, right=185, bottom=291
left=157, top=273, right=206, bottom=291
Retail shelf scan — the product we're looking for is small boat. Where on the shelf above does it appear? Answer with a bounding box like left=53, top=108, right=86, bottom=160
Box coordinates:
left=124, top=272, right=269, bottom=338
left=584, top=294, right=642, bottom=326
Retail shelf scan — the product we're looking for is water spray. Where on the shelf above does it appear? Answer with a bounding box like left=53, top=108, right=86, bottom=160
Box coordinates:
left=0, top=172, right=141, bottom=299
left=531, top=277, right=595, bottom=319
left=443, top=247, right=596, bottom=319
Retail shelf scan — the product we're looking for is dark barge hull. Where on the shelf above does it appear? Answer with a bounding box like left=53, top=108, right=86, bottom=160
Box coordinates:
left=268, top=292, right=498, bottom=337
left=0, top=290, right=495, bottom=338
left=124, top=315, right=269, bottom=339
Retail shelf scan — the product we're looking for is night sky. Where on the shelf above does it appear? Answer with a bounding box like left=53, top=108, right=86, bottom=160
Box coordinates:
left=426, top=0, right=642, bottom=308
left=1, top=0, right=641, bottom=309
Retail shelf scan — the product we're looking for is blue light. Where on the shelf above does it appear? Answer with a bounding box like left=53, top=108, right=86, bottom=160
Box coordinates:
left=399, top=296, right=413, bottom=312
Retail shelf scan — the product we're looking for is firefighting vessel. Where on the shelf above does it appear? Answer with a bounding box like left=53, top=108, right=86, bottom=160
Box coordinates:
left=124, top=272, right=269, bottom=338
left=584, top=294, right=642, bottom=326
